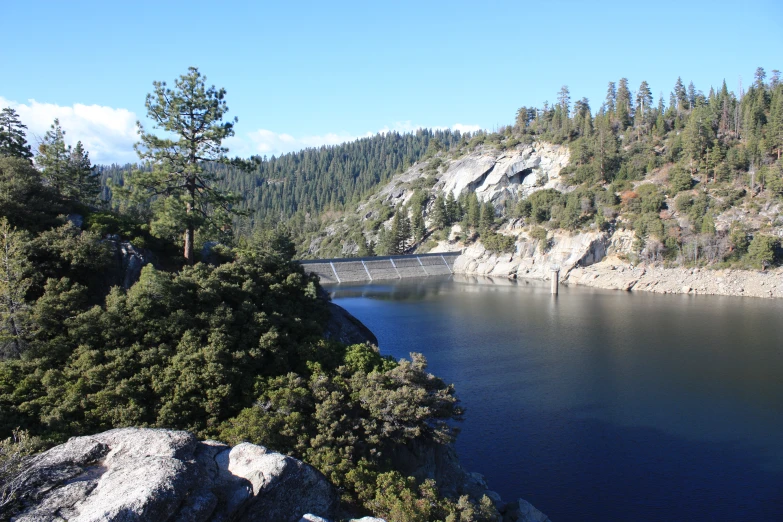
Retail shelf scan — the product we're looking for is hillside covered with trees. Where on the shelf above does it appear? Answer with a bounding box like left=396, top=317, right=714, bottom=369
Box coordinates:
left=0, top=69, right=500, bottom=521
left=279, top=67, right=783, bottom=267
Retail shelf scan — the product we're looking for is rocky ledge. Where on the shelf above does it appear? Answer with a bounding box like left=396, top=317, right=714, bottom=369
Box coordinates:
left=2, top=427, right=338, bottom=522
left=451, top=228, right=783, bottom=300
left=566, top=258, right=783, bottom=298
left=2, top=428, right=550, bottom=522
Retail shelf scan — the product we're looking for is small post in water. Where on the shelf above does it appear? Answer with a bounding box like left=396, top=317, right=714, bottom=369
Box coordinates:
left=550, top=265, right=560, bottom=295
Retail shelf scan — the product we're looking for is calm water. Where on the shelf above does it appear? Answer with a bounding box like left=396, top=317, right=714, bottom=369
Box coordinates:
left=327, top=276, right=783, bottom=521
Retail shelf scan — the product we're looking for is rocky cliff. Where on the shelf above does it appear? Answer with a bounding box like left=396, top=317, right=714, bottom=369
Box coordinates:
left=437, top=142, right=570, bottom=205
left=306, top=142, right=570, bottom=258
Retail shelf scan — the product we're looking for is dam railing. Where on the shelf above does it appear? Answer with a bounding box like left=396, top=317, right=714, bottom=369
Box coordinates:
left=298, top=252, right=461, bottom=284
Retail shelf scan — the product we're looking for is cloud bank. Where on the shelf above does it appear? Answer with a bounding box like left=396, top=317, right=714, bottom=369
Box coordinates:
left=228, top=121, right=485, bottom=158
left=1, top=96, right=483, bottom=163
left=0, top=96, right=139, bottom=165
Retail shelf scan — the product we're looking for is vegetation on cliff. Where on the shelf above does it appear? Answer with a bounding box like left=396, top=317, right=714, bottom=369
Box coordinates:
left=0, top=69, right=500, bottom=521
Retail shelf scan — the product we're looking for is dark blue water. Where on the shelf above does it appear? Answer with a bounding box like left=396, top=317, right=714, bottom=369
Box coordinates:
left=327, top=276, right=783, bottom=522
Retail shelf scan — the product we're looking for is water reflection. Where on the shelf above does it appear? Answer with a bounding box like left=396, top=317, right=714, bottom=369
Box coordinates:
left=328, top=277, right=783, bottom=522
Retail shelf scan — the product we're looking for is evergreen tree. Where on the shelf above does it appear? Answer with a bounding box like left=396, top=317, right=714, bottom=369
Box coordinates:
left=616, top=78, right=632, bottom=129
left=464, top=193, right=480, bottom=229
left=768, top=85, right=783, bottom=159
left=445, top=191, right=459, bottom=224
left=36, top=119, right=70, bottom=194
left=389, top=208, right=411, bottom=255
left=35, top=120, right=100, bottom=203
left=674, top=77, right=688, bottom=114
left=635, top=81, right=653, bottom=136
left=411, top=205, right=425, bottom=243
left=605, top=82, right=617, bottom=115
left=128, top=67, right=240, bottom=263
left=431, top=193, right=448, bottom=230
left=683, top=106, right=715, bottom=175
left=68, top=142, right=100, bottom=203
left=0, top=108, right=33, bottom=161
left=478, top=201, right=495, bottom=235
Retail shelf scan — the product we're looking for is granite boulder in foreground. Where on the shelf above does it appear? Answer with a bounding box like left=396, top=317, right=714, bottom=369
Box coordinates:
left=2, top=427, right=338, bottom=521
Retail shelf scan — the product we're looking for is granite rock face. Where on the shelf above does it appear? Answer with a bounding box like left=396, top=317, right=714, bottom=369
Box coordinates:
left=3, top=428, right=338, bottom=522
left=438, top=142, right=570, bottom=204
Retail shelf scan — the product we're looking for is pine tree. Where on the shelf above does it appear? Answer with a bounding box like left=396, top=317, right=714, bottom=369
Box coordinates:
left=674, top=77, right=688, bottom=114
left=128, top=67, right=240, bottom=263
left=683, top=106, right=716, bottom=176
left=635, top=81, right=653, bottom=136
left=36, top=119, right=71, bottom=195
left=768, top=85, right=783, bottom=159
left=411, top=205, right=425, bottom=243
left=0, top=108, right=33, bottom=161
left=479, top=201, right=495, bottom=235
left=68, top=142, right=100, bottom=203
left=445, top=191, right=458, bottom=224
left=431, top=193, right=448, bottom=229
left=465, top=193, right=480, bottom=228
left=34, top=120, right=100, bottom=203
left=605, top=82, right=617, bottom=115
left=616, top=78, right=632, bottom=129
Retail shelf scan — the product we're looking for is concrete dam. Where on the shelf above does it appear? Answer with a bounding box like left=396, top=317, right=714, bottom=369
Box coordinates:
left=299, top=252, right=460, bottom=283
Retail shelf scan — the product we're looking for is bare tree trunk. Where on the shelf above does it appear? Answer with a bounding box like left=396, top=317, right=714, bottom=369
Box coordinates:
left=184, top=223, right=194, bottom=264
left=184, top=175, right=196, bottom=264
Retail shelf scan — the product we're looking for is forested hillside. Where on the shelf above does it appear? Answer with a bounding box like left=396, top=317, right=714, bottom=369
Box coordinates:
left=0, top=69, right=500, bottom=521
left=100, top=128, right=463, bottom=238
left=100, top=67, right=783, bottom=265
left=291, top=67, right=783, bottom=266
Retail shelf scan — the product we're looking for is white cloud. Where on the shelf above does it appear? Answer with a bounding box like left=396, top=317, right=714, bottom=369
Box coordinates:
left=0, top=96, right=139, bottom=165
left=230, top=121, right=484, bottom=158
left=0, top=95, right=485, bottom=162
left=452, top=123, right=482, bottom=133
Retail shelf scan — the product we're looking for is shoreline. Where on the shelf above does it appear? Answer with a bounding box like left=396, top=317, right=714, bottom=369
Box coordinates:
left=562, top=261, right=783, bottom=299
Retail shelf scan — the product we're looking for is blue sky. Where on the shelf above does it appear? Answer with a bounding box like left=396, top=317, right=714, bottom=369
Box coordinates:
left=2, top=0, right=781, bottom=163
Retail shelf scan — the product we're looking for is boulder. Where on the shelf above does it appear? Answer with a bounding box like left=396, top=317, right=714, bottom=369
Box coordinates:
left=323, top=302, right=379, bottom=346
left=502, top=498, right=552, bottom=522
left=3, top=427, right=338, bottom=522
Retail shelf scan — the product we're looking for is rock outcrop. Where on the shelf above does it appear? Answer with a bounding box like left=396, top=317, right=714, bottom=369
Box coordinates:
left=453, top=228, right=608, bottom=280
left=104, top=235, right=151, bottom=289
left=323, top=302, right=379, bottom=345
left=438, top=142, right=570, bottom=204
left=452, top=226, right=783, bottom=299
left=3, top=428, right=338, bottom=522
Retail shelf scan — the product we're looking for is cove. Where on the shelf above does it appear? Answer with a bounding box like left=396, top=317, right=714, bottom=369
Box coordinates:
left=326, top=276, right=783, bottom=522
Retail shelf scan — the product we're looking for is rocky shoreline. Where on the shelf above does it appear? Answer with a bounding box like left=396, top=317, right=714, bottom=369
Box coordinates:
left=564, top=258, right=783, bottom=298
left=448, top=229, right=783, bottom=300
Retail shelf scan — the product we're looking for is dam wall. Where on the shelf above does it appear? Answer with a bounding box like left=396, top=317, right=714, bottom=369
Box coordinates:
left=299, top=252, right=460, bottom=284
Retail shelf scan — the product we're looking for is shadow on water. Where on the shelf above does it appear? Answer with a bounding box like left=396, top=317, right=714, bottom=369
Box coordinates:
left=328, top=276, right=783, bottom=522
left=458, top=409, right=783, bottom=521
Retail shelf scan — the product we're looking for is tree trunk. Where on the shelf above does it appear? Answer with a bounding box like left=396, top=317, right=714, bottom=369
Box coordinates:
left=184, top=223, right=194, bottom=264
left=184, top=175, right=196, bottom=264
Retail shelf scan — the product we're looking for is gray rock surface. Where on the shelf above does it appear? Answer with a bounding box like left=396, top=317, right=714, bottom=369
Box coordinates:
left=103, top=236, right=151, bottom=289
left=323, top=302, right=379, bottom=345
left=503, top=498, right=552, bottom=522
left=3, top=428, right=337, bottom=522
left=439, top=142, right=570, bottom=204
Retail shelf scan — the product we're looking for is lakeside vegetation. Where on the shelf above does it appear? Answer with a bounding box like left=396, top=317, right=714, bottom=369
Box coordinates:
left=0, top=69, right=498, bottom=521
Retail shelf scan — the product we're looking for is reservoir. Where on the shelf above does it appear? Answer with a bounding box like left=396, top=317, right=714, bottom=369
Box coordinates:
left=327, top=276, right=783, bottom=521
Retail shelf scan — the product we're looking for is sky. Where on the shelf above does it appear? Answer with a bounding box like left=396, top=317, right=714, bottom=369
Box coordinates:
left=1, top=0, right=781, bottom=164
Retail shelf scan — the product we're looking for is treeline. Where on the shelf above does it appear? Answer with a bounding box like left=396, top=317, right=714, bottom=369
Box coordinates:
left=102, top=128, right=464, bottom=219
